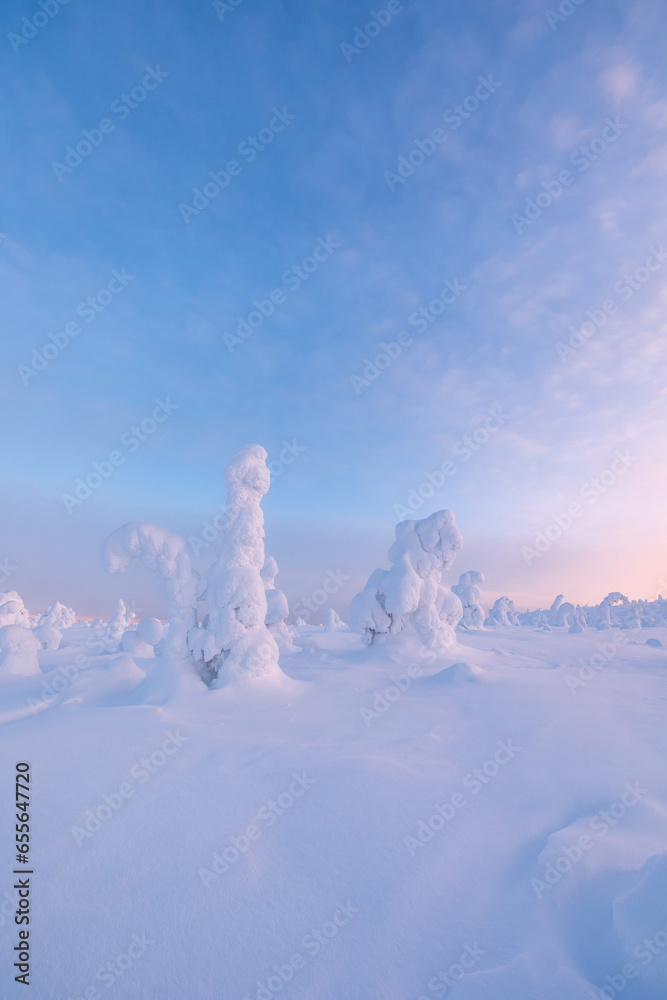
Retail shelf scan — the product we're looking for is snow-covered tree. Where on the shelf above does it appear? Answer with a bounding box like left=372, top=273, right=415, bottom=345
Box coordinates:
left=101, top=522, right=198, bottom=658
left=104, top=599, right=134, bottom=646
left=33, top=623, right=62, bottom=650
left=324, top=608, right=345, bottom=632
left=38, top=602, right=76, bottom=629
left=553, top=601, right=575, bottom=627
left=485, top=596, right=520, bottom=627
left=0, top=625, right=40, bottom=676
left=349, top=510, right=463, bottom=650
left=452, top=571, right=485, bottom=629
left=261, top=556, right=294, bottom=651
left=568, top=605, right=586, bottom=634
left=0, top=592, right=30, bottom=628
left=192, top=445, right=280, bottom=686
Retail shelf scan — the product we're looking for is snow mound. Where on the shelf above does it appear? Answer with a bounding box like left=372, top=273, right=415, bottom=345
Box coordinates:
left=418, top=660, right=486, bottom=684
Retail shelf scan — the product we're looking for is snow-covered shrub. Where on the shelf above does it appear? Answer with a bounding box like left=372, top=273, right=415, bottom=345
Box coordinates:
left=104, top=599, right=135, bottom=647
left=349, top=510, right=463, bottom=650
left=38, top=602, right=76, bottom=629
left=261, top=556, right=294, bottom=650
left=594, top=592, right=628, bottom=629
left=33, top=623, right=62, bottom=650
left=554, top=601, right=575, bottom=627
left=324, top=608, right=345, bottom=632
left=0, top=592, right=30, bottom=628
left=294, top=616, right=306, bottom=626
left=0, top=625, right=41, bottom=676
left=194, top=445, right=280, bottom=686
left=485, top=596, right=520, bottom=627
left=101, top=523, right=198, bottom=658
left=622, top=601, right=641, bottom=629
left=452, top=571, right=485, bottom=629
left=568, top=605, right=586, bottom=634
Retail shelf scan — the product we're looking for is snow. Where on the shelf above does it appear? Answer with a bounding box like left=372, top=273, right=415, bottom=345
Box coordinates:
left=0, top=591, right=30, bottom=628
left=3, top=441, right=667, bottom=999
left=0, top=624, right=40, bottom=676
left=452, top=571, right=485, bottom=629
left=193, top=444, right=281, bottom=686
left=38, top=601, right=76, bottom=629
left=349, top=510, right=463, bottom=649
left=2, top=620, right=667, bottom=998
left=101, top=522, right=198, bottom=659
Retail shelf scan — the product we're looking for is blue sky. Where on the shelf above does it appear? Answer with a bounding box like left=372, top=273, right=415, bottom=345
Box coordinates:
left=1, top=0, right=667, bottom=618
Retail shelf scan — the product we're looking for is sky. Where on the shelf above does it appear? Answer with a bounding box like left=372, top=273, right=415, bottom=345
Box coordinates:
left=1, top=0, right=666, bottom=620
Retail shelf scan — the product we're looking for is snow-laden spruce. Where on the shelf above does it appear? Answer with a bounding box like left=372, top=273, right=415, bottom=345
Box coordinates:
left=349, top=510, right=463, bottom=649
left=100, top=445, right=284, bottom=686
left=324, top=608, right=345, bottom=632
left=33, top=623, right=62, bottom=650
left=452, top=571, right=485, bottom=629
left=196, top=445, right=281, bottom=686
left=38, top=601, right=76, bottom=629
left=0, top=624, right=41, bottom=676
left=104, top=598, right=135, bottom=647
left=485, top=596, right=520, bottom=627
left=101, top=523, right=198, bottom=658
left=0, top=591, right=31, bottom=628
left=261, top=556, right=294, bottom=651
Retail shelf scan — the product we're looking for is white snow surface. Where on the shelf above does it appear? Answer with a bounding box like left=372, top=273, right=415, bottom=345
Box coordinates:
left=2, top=622, right=667, bottom=998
